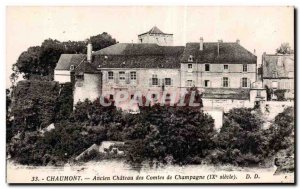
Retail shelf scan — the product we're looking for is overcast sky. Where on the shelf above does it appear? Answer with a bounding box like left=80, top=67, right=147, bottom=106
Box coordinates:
left=6, top=6, right=294, bottom=87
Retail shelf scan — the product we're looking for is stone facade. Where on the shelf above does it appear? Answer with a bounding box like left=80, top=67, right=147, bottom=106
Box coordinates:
left=180, top=63, right=256, bottom=89
left=73, top=73, right=102, bottom=105
left=138, top=33, right=173, bottom=46
left=101, top=68, right=181, bottom=100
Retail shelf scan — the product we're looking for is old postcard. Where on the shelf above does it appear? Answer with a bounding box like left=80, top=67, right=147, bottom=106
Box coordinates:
left=6, top=6, right=295, bottom=184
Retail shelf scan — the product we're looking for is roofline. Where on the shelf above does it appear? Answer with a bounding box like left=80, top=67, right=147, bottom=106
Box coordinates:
left=181, top=61, right=257, bottom=64
left=262, top=77, right=293, bottom=79
left=264, top=53, right=294, bottom=56
left=138, top=33, right=173, bottom=37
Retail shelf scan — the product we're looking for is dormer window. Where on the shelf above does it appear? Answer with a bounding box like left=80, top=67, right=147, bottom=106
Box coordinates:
left=188, top=55, right=194, bottom=62
left=70, top=65, right=75, bottom=70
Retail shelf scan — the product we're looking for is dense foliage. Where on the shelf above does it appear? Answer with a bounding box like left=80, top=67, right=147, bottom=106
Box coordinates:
left=211, top=108, right=268, bottom=166
left=11, top=80, right=60, bottom=132
left=6, top=81, right=294, bottom=167
left=268, top=107, right=294, bottom=155
left=276, top=43, right=293, bottom=55
left=126, top=105, right=215, bottom=165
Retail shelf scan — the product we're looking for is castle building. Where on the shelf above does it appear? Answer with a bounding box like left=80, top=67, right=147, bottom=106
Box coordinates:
left=54, top=26, right=265, bottom=111
left=262, top=53, right=294, bottom=100
left=138, top=26, right=173, bottom=46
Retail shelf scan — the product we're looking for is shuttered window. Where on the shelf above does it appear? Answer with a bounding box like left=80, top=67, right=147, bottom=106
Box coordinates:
left=222, top=77, right=229, bottom=87
left=130, top=72, right=136, bottom=80
left=108, top=71, right=114, bottom=80
left=152, top=74, right=158, bottom=85
left=243, top=64, right=248, bottom=72
left=242, top=78, right=248, bottom=87
left=119, top=71, right=125, bottom=80
left=165, top=78, right=171, bottom=85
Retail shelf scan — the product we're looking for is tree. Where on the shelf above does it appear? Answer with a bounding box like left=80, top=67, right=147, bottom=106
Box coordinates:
left=39, top=39, right=65, bottom=78
left=126, top=105, right=215, bottom=165
left=276, top=43, right=293, bottom=54
left=268, top=107, right=294, bottom=154
left=90, top=32, right=117, bottom=51
left=62, top=40, right=86, bottom=54
left=14, top=46, right=41, bottom=79
left=214, top=108, right=268, bottom=166
left=12, top=33, right=117, bottom=81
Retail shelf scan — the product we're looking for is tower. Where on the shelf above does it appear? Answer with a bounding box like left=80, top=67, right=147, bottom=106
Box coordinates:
left=137, top=26, right=173, bottom=46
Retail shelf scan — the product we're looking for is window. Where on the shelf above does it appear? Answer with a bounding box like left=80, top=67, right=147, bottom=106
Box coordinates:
left=188, top=64, right=193, bottom=69
left=165, top=78, right=171, bottom=86
left=257, top=90, right=261, bottom=97
left=130, top=72, right=136, bottom=80
left=108, top=71, right=114, bottom=80
left=152, top=74, right=158, bottom=85
left=165, top=93, right=171, bottom=103
left=243, top=64, right=248, bottom=72
left=131, top=94, right=134, bottom=99
left=76, top=74, right=84, bottom=80
left=223, top=77, right=229, bottom=87
left=205, top=64, right=210, bottom=71
left=224, top=65, right=228, bottom=71
left=109, top=94, right=114, bottom=100
left=119, top=71, right=125, bottom=80
left=204, top=80, right=210, bottom=87
left=70, top=65, right=75, bottom=70
left=242, top=77, right=248, bottom=87
left=187, top=80, right=193, bottom=87
left=188, top=55, right=193, bottom=62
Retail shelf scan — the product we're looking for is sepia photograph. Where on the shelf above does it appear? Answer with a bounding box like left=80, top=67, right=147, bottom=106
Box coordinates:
left=5, top=6, right=295, bottom=184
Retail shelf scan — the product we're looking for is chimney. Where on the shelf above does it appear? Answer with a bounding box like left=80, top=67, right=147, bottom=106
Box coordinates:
left=262, top=52, right=266, bottom=65
left=236, top=39, right=240, bottom=45
left=217, top=39, right=222, bottom=56
left=200, top=37, right=204, bottom=51
left=87, top=40, right=92, bottom=63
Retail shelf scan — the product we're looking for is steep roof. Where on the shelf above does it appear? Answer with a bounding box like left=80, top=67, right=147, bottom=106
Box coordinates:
left=138, top=26, right=173, bottom=36
left=202, top=88, right=250, bottom=100
left=181, top=42, right=256, bottom=63
left=93, top=43, right=184, bottom=69
left=262, top=54, right=294, bottom=79
left=55, top=54, right=86, bottom=70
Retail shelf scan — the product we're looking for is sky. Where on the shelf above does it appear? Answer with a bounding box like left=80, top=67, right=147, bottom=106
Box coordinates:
left=6, top=6, right=294, bottom=87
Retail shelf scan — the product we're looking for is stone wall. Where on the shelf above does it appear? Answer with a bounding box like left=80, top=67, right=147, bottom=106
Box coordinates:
left=101, top=68, right=181, bottom=100
left=263, top=78, right=294, bottom=91
left=138, top=33, right=173, bottom=46
left=54, top=70, right=71, bottom=83
left=73, top=73, right=102, bottom=105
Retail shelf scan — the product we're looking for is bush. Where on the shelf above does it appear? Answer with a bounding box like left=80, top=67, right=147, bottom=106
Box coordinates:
left=11, top=80, right=60, bottom=132
left=267, top=107, right=294, bottom=154
left=125, top=105, right=216, bottom=165
left=215, top=108, right=269, bottom=166
left=274, top=89, right=286, bottom=101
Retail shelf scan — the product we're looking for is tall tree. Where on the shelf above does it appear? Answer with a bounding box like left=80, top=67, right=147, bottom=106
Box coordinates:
left=14, top=46, right=41, bottom=79
left=90, top=32, right=117, bottom=51
left=11, top=33, right=117, bottom=82
left=276, top=43, right=293, bottom=54
left=39, top=39, right=64, bottom=77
